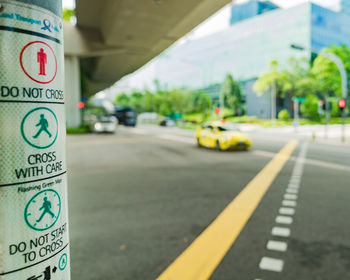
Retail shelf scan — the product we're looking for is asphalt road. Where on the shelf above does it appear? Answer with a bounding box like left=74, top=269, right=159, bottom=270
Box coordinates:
left=66, top=125, right=350, bottom=280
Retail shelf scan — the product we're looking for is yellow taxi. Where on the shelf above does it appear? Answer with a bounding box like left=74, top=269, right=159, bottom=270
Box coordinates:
left=195, top=121, right=251, bottom=151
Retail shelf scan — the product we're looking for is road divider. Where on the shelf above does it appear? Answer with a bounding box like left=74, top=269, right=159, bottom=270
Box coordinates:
left=157, top=140, right=298, bottom=280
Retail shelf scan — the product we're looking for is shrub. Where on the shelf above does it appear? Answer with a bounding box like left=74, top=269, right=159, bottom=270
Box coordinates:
left=328, top=97, right=340, bottom=117
left=300, top=95, right=321, bottom=121
left=278, top=109, right=290, bottom=121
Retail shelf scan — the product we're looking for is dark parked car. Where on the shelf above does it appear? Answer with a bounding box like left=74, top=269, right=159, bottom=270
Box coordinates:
left=160, top=118, right=176, bottom=127
left=115, top=106, right=137, bottom=126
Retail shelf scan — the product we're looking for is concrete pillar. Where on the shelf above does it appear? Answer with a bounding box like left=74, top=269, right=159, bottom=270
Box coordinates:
left=64, top=56, right=81, bottom=128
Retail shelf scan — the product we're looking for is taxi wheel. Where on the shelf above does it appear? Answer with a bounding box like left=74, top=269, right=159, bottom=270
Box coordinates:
left=197, top=138, right=201, bottom=147
left=216, top=141, right=222, bottom=151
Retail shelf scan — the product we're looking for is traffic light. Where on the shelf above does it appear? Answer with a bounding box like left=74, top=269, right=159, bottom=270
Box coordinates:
left=338, top=99, right=346, bottom=111
left=77, top=101, right=85, bottom=109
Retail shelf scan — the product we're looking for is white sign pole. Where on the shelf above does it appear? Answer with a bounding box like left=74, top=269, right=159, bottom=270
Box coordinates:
left=293, top=99, right=299, bottom=132
left=0, top=1, right=70, bottom=279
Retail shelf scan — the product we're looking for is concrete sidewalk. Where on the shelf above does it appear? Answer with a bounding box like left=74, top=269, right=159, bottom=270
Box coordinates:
left=237, top=124, right=350, bottom=146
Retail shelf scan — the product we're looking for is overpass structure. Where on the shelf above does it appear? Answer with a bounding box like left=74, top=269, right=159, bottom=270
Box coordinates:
left=64, top=0, right=231, bottom=127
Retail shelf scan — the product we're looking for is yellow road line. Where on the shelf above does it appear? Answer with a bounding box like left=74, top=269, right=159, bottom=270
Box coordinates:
left=157, top=140, right=298, bottom=280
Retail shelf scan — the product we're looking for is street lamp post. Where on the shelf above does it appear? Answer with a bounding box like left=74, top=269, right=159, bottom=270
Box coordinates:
left=271, top=80, right=277, bottom=122
left=321, top=52, right=348, bottom=143
left=293, top=98, right=299, bottom=132
left=291, top=44, right=348, bottom=142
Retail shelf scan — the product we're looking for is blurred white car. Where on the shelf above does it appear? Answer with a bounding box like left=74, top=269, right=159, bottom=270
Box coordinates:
left=83, top=100, right=118, bottom=133
left=91, top=115, right=118, bottom=133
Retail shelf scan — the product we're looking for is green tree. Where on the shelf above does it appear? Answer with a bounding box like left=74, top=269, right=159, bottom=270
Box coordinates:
left=221, top=74, right=242, bottom=115
left=253, top=60, right=280, bottom=96
left=130, top=91, right=144, bottom=113
left=192, top=91, right=211, bottom=121
left=254, top=58, right=315, bottom=98
left=279, top=57, right=314, bottom=97
left=62, top=8, right=75, bottom=22
left=182, top=90, right=197, bottom=114
left=199, top=93, right=211, bottom=121
left=255, top=58, right=318, bottom=118
left=312, top=45, right=350, bottom=98
left=328, top=97, right=340, bottom=117
left=143, top=91, right=155, bottom=112
left=168, top=89, right=184, bottom=113
left=300, top=95, right=320, bottom=121
left=114, top=93, right=131, bottom=107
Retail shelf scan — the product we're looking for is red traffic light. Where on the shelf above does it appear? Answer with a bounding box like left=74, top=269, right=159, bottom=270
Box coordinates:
left=338, top=99, right=346, bottom=109
left=215, top=107, right=220, bottom=114
left=77, top=101, right=85, bottom=109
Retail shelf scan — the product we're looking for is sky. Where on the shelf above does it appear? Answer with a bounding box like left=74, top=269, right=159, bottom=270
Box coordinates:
left=62, top=0, right=75, bottom=9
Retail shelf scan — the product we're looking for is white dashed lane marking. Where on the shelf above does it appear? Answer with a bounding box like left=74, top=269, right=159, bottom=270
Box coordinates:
left=289, top=180, right=300, bottom=186
left=266, top=240, right=288, bottom=252
left=271, top=227, right=291, bottom=237
left=257, top=142, right=308, bottom=278
left=288, top=183, right=299, bottom=189
left=284, top=194, right=297, bottom=200
left=282, top=200, right=297, bottom=207
left=275, top=215, right=293, bottom=225
left=279, top=207, right=295, bottom=215
left=286, top=188, right=298, bottom=194
left=259, top=257, right=284, bottom=272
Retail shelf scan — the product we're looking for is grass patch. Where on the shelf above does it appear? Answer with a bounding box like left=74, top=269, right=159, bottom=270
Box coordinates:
left=176, top=122, right=199, bottom=130
left=66, top=127, right=90, bottom=134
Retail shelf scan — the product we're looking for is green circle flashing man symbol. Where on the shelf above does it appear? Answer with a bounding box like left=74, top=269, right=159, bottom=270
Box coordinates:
left=24, top=189, right=61, bottom=231
left=58, top=253, right=68, bottom=271
left=21, top=107, right=58, bottom=149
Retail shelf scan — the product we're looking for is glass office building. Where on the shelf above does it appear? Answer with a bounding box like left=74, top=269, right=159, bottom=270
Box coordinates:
left=341, top=0, right=350, bottom=16
left=230, top=0, right=279, bottom=25
left=118, top=1, right=350, bottom=118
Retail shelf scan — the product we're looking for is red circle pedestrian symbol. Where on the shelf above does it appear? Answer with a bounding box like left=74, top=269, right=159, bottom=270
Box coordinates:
left=20, top=41, right=57, bottom=84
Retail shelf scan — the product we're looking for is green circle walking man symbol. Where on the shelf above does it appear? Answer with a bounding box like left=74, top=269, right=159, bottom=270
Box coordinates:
left=24, top=189, right=61, bottom=231
left=21, top=107, right=58, bottom=149
left=33, top=114, right=52, bottom=139
left=58, top=253, right=68, bottom=271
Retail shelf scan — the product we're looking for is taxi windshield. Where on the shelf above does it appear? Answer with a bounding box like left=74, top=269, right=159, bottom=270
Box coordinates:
left=217, top=124, right=240, bottom=132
